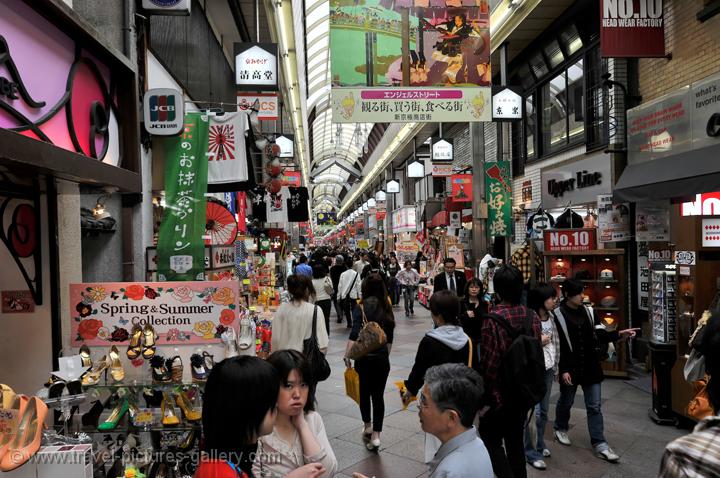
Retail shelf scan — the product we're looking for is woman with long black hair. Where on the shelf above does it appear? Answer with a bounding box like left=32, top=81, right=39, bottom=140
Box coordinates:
left=343, top=273, right=395, bottom=452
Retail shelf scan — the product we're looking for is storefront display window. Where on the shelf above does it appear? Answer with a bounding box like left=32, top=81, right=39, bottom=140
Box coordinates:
left=542, top=72, right=568, bottom=153
left=568, top=59, right=585, bottom=143
left=525, top=94, right=536, bottom=159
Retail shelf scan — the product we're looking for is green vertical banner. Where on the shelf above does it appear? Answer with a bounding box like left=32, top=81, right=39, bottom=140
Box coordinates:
left=484, top=160, right=512, bottom=238
left=157, top=113, right=210, bottom=281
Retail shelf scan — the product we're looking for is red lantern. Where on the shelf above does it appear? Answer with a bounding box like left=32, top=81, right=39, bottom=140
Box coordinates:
left=267, top=178, right=282, bottom=193
left=266, top=158, right=283, bottom=177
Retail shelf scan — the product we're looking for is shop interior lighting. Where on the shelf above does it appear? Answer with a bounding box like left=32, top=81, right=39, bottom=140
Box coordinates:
left=93, top=195, right=111, bottom=220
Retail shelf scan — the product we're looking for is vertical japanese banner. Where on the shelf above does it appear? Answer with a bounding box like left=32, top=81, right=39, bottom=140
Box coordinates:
left=450, top=174, right=473, bottom=202
left=484, top=161, right=512, bottom=237
left=158, top=113, right=210, bottom=281
left=237, top=192, right=247, bottom=233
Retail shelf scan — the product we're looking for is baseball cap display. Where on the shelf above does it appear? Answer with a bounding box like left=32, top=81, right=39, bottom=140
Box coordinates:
left=600, top=295, right=617, bottom=307
left=600, top=269, right=614, bottom=280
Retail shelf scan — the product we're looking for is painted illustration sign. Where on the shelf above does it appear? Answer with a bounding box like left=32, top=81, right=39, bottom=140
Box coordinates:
left=237, top=93, right=279, bottom=120
left=484, top=162, right=511, bottom=236
left=70, top=281, right=239, bottom=346
left=450, top=174, right=473, bottom=203
left=332, top=87, right=490, bottom=123
left=0, top=0, right=124, bottom=166
left=597, top=194, right=631, bottom=242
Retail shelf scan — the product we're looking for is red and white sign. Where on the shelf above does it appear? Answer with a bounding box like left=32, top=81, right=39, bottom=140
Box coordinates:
left=431, top=163, right=453, bottom=177
left=237, top=93, right=278, bottom=120
left=544, top=229, right=598, bottom=253
left=601, top=0, right=665, bottom=58
left=281, top=170, right=302, bottom=186
left=681, top=192, right=720, bottom=216
left=702, top=219, right=720, bottom=247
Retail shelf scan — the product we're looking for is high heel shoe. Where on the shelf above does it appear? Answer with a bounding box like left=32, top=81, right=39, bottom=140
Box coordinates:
left=0, top=394, right=29, bottom=461
left=82, top=355, right=110, bottom=386
left=79, top=344, right=93, bottom=368
left=167, top=356, right=183, bottom=383
left=108, top=346, right=125, bottom=382
left=142, top=324, right=157, bottom=360
left=126, top=325, right=143, bottom=360
left=98, top=397, right=129, bottom=431
left=0, top=396, right=48, bottom=472
left=221, top=327, right=238, bottom=358
left=202, top=351, right=215, bottom=371
left=190, top=354, right=209, bottom=382
left=174, top=392, right=201, bottom=422
left=150, top=356, right=171, bottom=383
left=161, top=394, right=180, bottom=427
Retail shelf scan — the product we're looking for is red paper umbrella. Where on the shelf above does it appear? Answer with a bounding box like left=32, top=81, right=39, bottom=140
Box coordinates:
left=205, top=200, right=238, bottom=245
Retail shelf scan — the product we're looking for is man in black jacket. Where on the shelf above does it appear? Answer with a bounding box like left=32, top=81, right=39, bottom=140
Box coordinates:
left=553, top=279, right=638, bottom=463
left=433, top=258, right=467, bottom=297
left=330, top=255, right=347, bottom=323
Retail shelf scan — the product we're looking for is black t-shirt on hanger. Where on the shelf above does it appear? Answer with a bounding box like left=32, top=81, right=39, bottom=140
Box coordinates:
left=287, top=187, right=309, bottom=222
left=555, top=209, right=584, bottom=228
left=250, top=186, right=267, bottom=222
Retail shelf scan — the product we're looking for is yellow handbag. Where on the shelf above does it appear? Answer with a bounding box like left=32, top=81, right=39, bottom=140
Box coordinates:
left=344, top=367, right=361, bottom=405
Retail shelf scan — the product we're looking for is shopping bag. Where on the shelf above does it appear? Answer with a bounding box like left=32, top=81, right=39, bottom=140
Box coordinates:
left=395, top=380, right=417, bottom=410
left=345, top=367, right=361, bottom=405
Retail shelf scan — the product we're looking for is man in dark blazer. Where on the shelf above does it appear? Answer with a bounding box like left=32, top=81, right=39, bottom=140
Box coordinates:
left=433, top=257, right=466, bottom=297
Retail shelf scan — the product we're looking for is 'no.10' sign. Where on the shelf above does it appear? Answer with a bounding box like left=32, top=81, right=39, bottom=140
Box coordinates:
left=544, top=229, right=597, bottom=253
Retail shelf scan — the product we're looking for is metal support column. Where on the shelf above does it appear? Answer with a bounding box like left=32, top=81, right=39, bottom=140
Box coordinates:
left=470, top=123, right=486, bottom=268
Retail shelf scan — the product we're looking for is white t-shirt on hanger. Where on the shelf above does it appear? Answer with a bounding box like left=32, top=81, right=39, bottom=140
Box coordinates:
left=266, top=186, right=289, bottom=224
left=207, top=112, right=249, bottom=185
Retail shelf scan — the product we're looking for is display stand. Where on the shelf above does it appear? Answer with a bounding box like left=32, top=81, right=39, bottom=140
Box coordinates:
left=544, top=248, right=629, bottom=377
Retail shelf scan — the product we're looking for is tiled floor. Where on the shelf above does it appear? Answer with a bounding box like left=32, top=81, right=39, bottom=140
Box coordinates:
left=318, top=304, right=686, bottom=478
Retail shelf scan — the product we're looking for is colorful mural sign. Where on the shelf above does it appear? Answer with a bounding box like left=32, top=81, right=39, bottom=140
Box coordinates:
left=70, top=281, right=240, bottom=346
left=450, top=174, right=473, bottom=203
left=157, top=113, right=210, bottom=281
left=484, top=161, right=512, bottom=236
left=330, top=0, right=491, bottom=123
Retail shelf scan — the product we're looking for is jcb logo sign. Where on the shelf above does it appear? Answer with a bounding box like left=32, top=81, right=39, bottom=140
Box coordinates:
left=143, top=88, right=184, bottom=136
left=149, top=95, right=176, bottom=122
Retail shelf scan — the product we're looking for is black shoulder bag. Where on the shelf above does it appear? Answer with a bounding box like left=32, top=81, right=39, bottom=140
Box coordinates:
left=303, top=305, right=331, bottom=382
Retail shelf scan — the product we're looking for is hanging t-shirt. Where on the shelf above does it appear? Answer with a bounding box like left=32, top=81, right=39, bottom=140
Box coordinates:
left=250, top=187, right=267, bottom=223
left=555, top=209, right=584, bottom=229
left=266, top=187, right=289, bottom=224
left=207, top=112, right=249, bottom=187
left=286, top=187, right=309, bottom=222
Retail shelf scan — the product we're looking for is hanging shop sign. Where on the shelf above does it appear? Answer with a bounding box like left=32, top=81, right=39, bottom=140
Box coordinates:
left=316, top=212, right=337, bottom=225
left=681, top=191, right=720, bottom=216
left=329, top=1, right=490, bottom=123
left=408, top=160, right=425, bottom=178
left=1, top=290, right=34, bottom=313
left=396, top=241, right=419, bottom=264
left=600, top=0, right=664, bottom=58
left=0, top=1, right=133, bottom=168
left=702, top=218, right=720, bottom=247
left=597, top=194, right=631, bottom=242
left=157, top=113, right=210, bottom=281
left=276, top=135, right=294, bottom=158
left=637, top=242, right=649, bottom=311
left=332, top=87, right=491, bottom=123
left=234, top=43, right=278, bottom=91
left=237, top=93, right=278, bottom=120
left=386, top=179, right=400, bottom=193
left=431, top=163, right=453, bottom=177
left=541, top=153, right=612, bottom=209
left=492, top=86, right=522, bottom=120
left=432, top=139, right=454, bottom=162
left=141, top=0, right=191, bottom=15
left=143, top=88, right=184, bottom=136
left=449, top=211, right=461, bottom=228
left=281, top=170, right=302, bottom=187
left=69, top=281, right=239, bottom=346
left=392, top=206, right=417, bottom=234
left=450, top=174, right=473, bottom=203
left=636, top=201, right=670, bottom=241
left=544, top=229, right=598, bottom=253
left=485, top=162, right=512, bottom=236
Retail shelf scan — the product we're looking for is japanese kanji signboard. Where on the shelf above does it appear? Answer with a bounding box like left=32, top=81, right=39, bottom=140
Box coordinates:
left=484, top=161, right=512, bottom=237
left=234, top=43, right=278, bottom=91
left=157, top=113, right=209, bottom=281
left=332, top=87, right=490, bottom=123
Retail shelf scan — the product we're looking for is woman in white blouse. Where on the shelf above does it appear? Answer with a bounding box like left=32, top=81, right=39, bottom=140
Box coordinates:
left=254, top=350, right=337, bottom=478
left=272, top=275, right=329, bottom=353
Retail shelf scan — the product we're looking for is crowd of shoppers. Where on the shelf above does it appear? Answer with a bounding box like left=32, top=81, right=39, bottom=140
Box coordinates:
left=199, top=246, right=680, bottom=478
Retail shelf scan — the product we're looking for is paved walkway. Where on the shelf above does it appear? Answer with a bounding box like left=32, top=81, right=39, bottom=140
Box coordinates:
left=317, top=303, right=686, bottom=478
